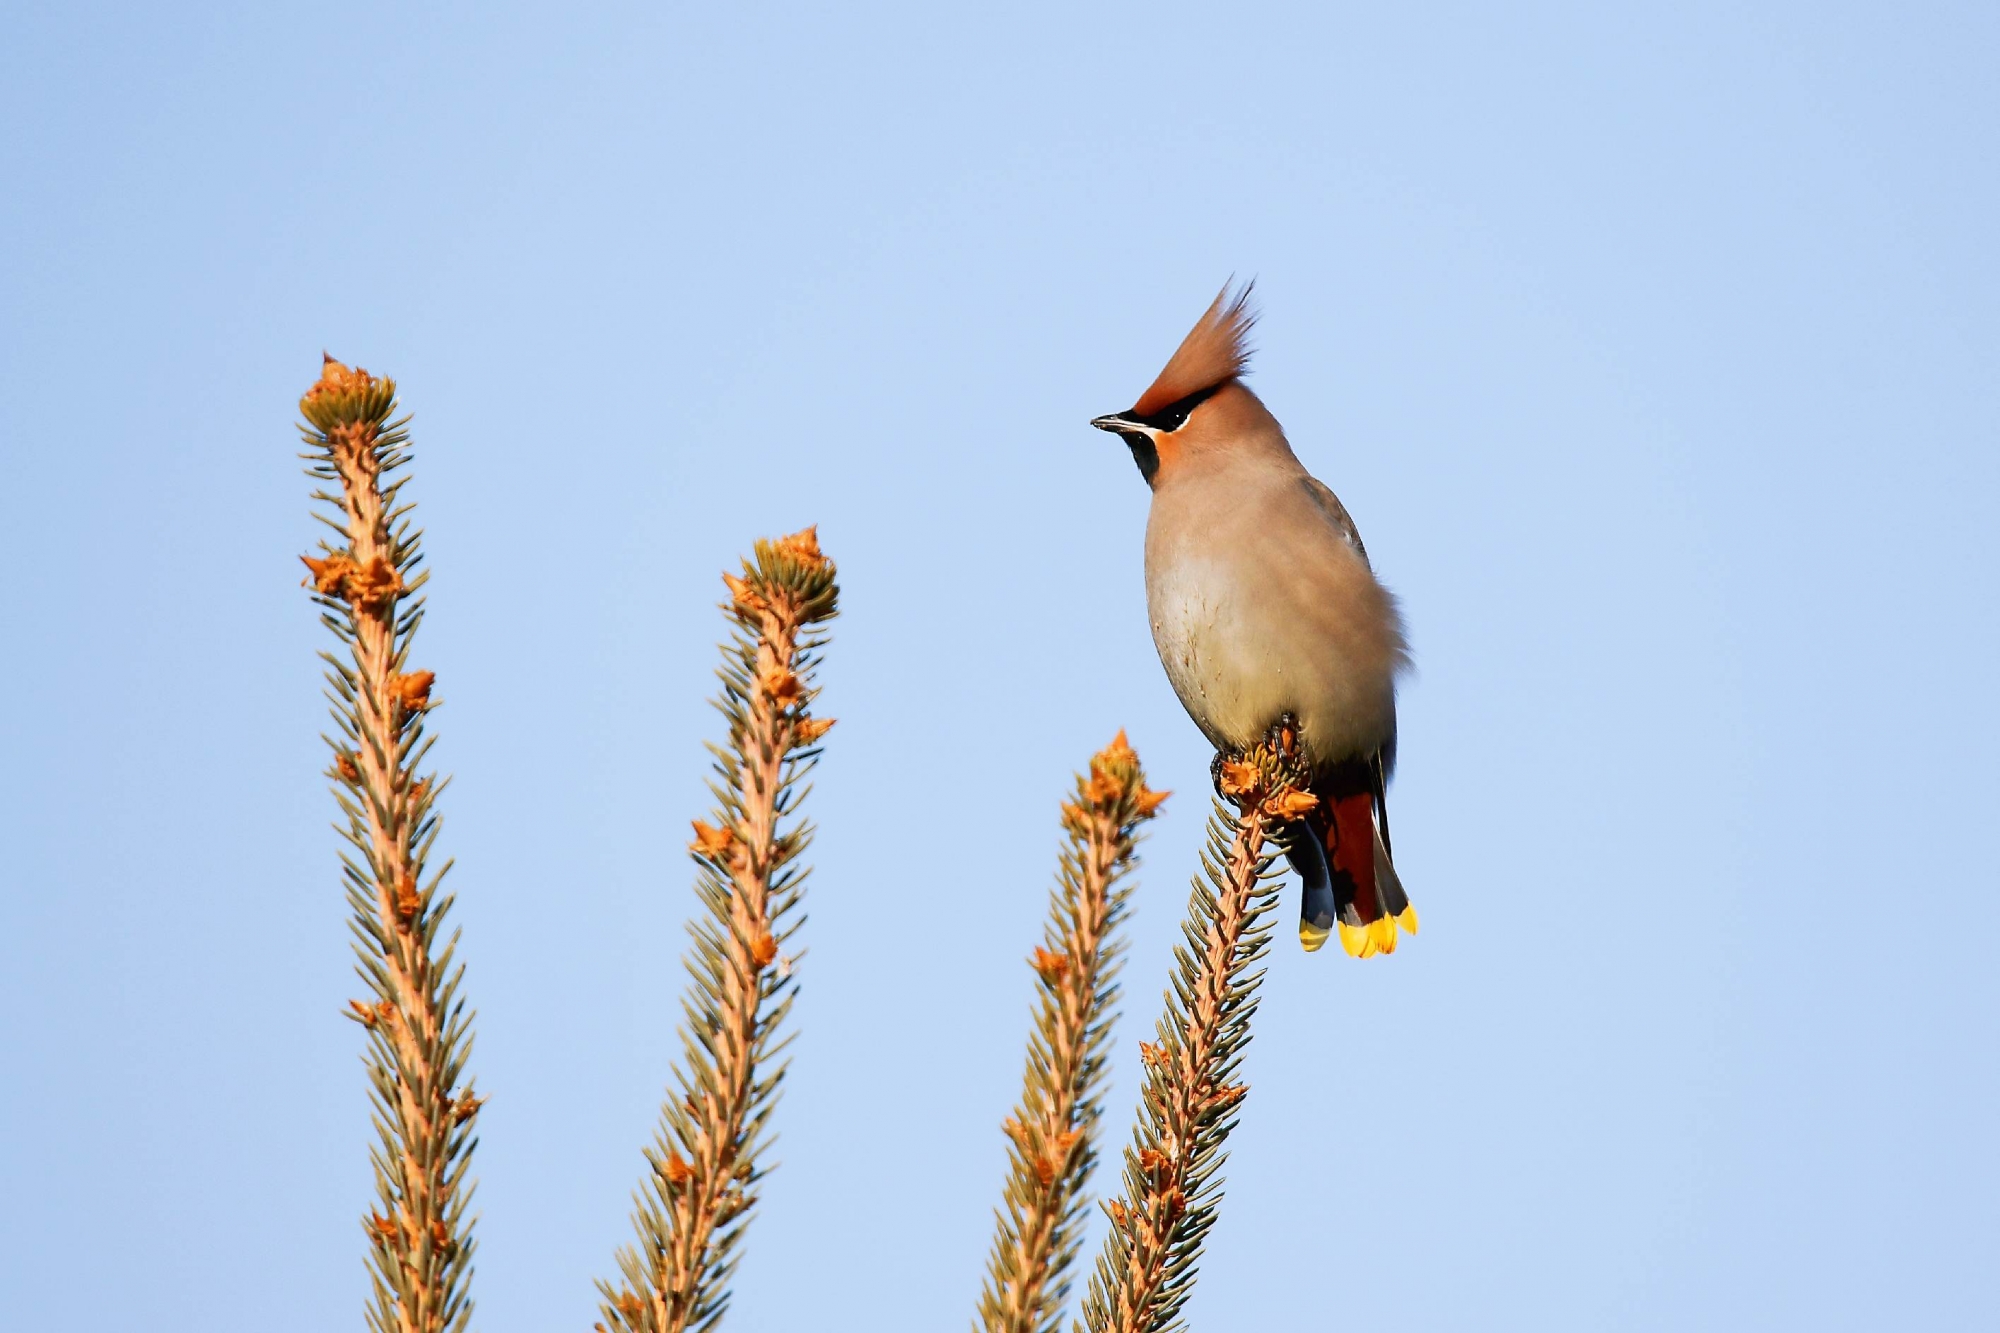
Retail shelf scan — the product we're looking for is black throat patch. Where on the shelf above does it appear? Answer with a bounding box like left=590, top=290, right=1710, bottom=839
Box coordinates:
left=1122, top=432, right=1159, bottom=484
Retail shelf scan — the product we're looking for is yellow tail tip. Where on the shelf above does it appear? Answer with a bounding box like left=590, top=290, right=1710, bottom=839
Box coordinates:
left=1333, top=910, right=1419, bottom=960
left=1299, top=920, right=1331, bottom=952
left=1367, top=915, right=1399, bottom=956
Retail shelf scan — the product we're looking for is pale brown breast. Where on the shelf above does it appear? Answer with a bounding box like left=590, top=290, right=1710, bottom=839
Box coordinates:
left=1144, top=455, right=1405, bottom=766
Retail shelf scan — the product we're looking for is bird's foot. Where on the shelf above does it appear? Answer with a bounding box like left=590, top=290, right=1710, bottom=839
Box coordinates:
left=1264, top=712, right=1302, bottom=762
left=1212, top=716, right=1304, bottom=798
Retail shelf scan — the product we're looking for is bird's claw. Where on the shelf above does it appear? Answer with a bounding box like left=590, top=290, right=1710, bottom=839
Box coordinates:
left=1212, top=714, right=1303, bottom=797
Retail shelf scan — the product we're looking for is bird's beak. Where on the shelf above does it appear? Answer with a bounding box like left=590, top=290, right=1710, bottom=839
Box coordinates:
left=1090, top=413, right=1137, bottom=434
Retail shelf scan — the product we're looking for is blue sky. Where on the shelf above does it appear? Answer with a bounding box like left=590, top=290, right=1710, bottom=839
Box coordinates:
left=2, top=3, right=1995, bottom=1329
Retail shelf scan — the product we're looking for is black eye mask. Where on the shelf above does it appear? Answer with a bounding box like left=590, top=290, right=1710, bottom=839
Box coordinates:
left=1124, top=382, right=1222, bottom=433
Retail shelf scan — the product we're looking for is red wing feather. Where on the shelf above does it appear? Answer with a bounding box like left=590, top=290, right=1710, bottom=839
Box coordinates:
left=1326, top=792, right=1380, bottom=922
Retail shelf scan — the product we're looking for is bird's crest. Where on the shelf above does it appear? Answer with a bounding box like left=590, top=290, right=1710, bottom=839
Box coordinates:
left=1130, top=281, right=1258, bottom=416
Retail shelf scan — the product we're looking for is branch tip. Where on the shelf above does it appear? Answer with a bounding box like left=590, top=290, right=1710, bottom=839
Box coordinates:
left=600, top=529, right=839, bottom=1333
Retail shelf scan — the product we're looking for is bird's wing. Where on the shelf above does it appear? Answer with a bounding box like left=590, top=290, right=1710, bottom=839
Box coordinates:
left=1296, top=475, right=1371, bottom=567
left=1370, top=748, right=1393, bottom=857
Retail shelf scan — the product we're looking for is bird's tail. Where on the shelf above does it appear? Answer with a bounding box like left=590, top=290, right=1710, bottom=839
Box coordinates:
left=1284, top=782, right=1416, bottom=958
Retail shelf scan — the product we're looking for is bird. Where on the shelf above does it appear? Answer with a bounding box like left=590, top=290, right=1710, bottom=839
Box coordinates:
left=1091, top=282, right=1415, bottom=958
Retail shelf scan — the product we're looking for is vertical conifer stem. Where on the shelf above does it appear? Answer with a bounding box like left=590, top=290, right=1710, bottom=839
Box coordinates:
left=652, top=608, right=792, bottom=1326
left=979, top=735, right=1167, bottom=1333
left=600, top=530, right=838, bottom=1333
left=1080, top=746, right=1308, bottom=1333
left=300, top=359, right=479, bottom=1333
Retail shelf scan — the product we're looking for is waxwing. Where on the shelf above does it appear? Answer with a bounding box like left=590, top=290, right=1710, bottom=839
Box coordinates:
left=1092, top=284, right=1416, bottom=957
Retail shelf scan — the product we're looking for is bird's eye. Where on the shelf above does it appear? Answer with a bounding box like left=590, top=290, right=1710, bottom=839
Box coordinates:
left=1130, top=382, right=1221, bottom=433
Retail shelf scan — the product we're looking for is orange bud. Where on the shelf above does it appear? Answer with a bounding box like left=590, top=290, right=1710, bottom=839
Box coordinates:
left=659, top=1152, right=695, bottom=1188
left=452, top=1092, right=486, bottom=1125
left=1217, top=759, right=1261, bottom=798
left=1208, top=1082, right=1248, bottom=1112
left=1086, top=730, right=1141, bottom=802
left=392, top=869, right=421, bottom=919
left=300, top=552, right=358, bottom=596
left=1031, top=1135, right=1081, bottom=1187
left=306, top=355, right=376, bottom=403
left=334, top=752, right=360, bottom=782
left=1133, top=785, right=1171, bottom=817
left=689, top=820, right=734, bottom=859
left=774, top=525, right=828, bottom=571
left=750, top=930, right=779, bottom=969
left=722, top=571, right=768, bottom=614
left=1137, top=1147, right=1170, bottom=1178
left=390, top=670, right=434, bottom=714
left=347, top=999, right=379, bottom=1029
left=367, top=1211, right=399, bottom=1244
left=794, top=716, right=836, bottom=744
left=1263, top=788, right=1319, bottom=818
left=758, top=665, right=803, bottom=707
left=1030, top=946, right=1070, bottom=984
left=347, top=554, right=403, bottom=606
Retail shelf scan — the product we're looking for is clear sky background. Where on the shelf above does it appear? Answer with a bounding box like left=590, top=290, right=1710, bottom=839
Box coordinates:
left=2, top=3, right=1995, bottom=1329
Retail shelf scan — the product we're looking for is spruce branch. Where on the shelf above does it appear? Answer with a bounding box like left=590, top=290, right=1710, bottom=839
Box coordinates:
left=1077, top=740, right=1314, bottom=1333
left=977, top=733, right=1170, bottom=1333
left=598, top=529, right=839, bottom=1333
left=299, top=356, right=480, bottom=1333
